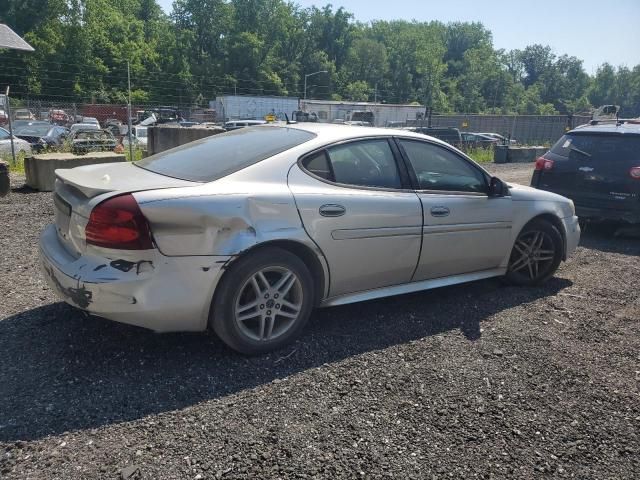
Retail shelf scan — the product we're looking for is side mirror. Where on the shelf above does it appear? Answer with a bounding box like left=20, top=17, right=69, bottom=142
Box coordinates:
left=488, top=176, right=507, bottom=197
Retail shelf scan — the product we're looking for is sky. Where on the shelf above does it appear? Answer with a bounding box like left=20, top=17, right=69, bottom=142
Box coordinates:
left=156, top=0, right=640, bottom=74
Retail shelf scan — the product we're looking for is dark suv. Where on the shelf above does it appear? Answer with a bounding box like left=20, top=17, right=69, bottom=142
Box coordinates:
left=531, top=121, right=640, bottom=223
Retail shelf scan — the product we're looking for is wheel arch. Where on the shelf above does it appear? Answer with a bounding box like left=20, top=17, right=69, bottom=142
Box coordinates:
left=214, top=239, right=328, bottom=310
left=520, top=213, right=567, bottom=259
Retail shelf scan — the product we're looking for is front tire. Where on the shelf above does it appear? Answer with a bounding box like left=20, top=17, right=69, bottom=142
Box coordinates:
left=506, top=219, right=563, bottom=286
left=211, top=247, right=315, bottom=355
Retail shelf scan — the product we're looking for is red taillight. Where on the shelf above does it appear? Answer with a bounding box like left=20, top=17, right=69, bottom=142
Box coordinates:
left=85, top=194, right=154, bottom=250
left=535, top=157, right=554, bottom=171
left=630, top=167, right=640, bottom=179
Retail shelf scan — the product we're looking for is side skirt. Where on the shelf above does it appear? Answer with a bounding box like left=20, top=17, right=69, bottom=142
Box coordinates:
left=319, top=268, right=507, bottom=308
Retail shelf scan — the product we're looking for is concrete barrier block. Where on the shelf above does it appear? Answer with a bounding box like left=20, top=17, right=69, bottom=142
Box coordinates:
left=507, top=146, right=547, bottom=163
left=0, top=160, right=9, bottom=197
left=148, top=125, right=225, bottom=155
left=493, top=145, right=509, bottom=164
left=25, top=152, right=126, bottom=191
left=493, top=146, right=547, bottom=164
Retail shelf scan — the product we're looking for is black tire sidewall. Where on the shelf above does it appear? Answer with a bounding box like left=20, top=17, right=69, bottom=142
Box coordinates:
left=506, top=219, right=563, bottom=286
left=211, top=247, right=315, bottom=355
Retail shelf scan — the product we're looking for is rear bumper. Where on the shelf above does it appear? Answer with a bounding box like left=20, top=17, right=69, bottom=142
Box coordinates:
left=39, top=224, right=231, bottom=332
left=576, top=205, right=640, bottom=224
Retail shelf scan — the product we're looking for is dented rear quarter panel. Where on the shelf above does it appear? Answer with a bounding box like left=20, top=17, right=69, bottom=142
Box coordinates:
left=132, top=146, right=323, bottom=258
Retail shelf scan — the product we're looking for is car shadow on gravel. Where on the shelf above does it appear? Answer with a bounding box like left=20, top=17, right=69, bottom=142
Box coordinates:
left=0, top=276, right=571, bottom=442
left=579, top=223, right=640, bottom=256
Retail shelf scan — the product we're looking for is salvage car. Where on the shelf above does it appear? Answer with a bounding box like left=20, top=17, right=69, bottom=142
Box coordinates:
left=69, top=128, right=117, bottom=154
left=13, top=109, right=35, bottom=121
left=0, top=126, right=33, bottom=157
left=531, top=121, right=640, bottom=224
left=14, top=124, right=69, bottom=152
left=40, top=124, right=580, bottom=354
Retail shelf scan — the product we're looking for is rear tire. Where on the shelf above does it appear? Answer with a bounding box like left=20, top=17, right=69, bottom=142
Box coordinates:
left=211, top=247, right=315, bottom=355
left=505, top=219, right=563, bottom=286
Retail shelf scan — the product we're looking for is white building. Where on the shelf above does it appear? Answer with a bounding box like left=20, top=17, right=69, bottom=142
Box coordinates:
left=212, top=95, right=300, bottom=122
left=299, top=100, right=427, bottom=127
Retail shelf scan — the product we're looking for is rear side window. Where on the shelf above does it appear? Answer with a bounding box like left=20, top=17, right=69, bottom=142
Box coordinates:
left=301, top=139, right=402, bottom=189
left=136, top=126, right=315, bottom=182
left=550, top=134, right=640, bottom=165
left=302, top=151, right=332, bottom=180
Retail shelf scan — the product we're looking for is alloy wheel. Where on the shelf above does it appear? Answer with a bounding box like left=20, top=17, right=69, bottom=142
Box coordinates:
left=508, top=230, right=557, bottom=281
left=234, top=266, right=304, bottom=342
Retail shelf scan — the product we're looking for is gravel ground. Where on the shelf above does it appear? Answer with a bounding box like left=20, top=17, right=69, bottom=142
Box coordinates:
left=1, top=166, right=639, bottom=479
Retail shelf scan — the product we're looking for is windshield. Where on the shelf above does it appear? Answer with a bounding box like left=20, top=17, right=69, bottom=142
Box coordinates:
left=136, top=126, right=316, bottom=182
left=15, top=125, right=51, bottom=136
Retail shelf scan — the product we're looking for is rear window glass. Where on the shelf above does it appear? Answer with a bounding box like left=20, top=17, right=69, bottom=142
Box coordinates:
left=135, top=126, right=316, bottom=182
left=550, top=134, right=640, bottom=164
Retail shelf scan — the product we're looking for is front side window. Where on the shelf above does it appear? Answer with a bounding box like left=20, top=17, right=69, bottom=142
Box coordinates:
left=399, top=139, right=487, bottom=193
left=325, top=139, right=402, bottom=189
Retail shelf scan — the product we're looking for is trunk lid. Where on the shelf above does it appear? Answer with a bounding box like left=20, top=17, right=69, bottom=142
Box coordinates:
left=53, top=162, right=197, bottom=256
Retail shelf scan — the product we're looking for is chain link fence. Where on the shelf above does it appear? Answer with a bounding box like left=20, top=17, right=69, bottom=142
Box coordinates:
left=1, top=95, right=593, bottom=147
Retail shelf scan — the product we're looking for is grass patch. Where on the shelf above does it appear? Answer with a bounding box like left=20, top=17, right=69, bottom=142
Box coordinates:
left=124, top=146, right=145, bottom=162
left=1, top=151, right=27, bottom=174
left=465, top=147, right=495, bottom=164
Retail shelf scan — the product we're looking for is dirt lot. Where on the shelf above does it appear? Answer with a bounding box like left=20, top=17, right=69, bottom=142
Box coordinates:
left=1, top=164, right=639, bottom=479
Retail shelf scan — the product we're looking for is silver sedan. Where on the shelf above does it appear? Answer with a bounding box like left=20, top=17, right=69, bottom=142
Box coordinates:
left=39, top=124, right=580, bottom=354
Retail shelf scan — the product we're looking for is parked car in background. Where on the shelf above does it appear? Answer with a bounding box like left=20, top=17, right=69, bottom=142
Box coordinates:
left=14, top=124, right=69, bottom=152
left=123, top=125, right=148, bottom=149
left=50, top=109, right=71, bottom=126
left=40, top=124, right=579, bottom=354
left=104, top=119, right=125, bottom=137
left=0, top=127, right=33, bottom=157
left=461, top=132, right=500, bottom=148
left=531, top=121, right=640, bottom=224
left=79, top=117, right=100, bottom=127
left=479, top=132, right=517, bottom=145
left=69, top=128, right=116, bottom=154
left=13, top=109, right=35, bottom=121
left=224, top=119, right=267, bottom=130
left=11, top=120, right=50, bottom=130
left=406, top=127, right=463, bottom=147
left=69, top=123, right=101, bottom=134
left=344, top=121, right=373, bottom=127
left=0, top=110, right=8, bottom=126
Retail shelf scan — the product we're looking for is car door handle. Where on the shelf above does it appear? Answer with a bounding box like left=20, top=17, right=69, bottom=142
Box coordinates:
left=430, top=206, right=450, bottom=217
left=319, top=204, right=346, bottom=217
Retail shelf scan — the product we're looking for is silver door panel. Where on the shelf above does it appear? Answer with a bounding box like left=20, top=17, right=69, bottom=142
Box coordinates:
left=288, top=165, right=422, bottom=296
left=415, top=195, right=513, bottom=280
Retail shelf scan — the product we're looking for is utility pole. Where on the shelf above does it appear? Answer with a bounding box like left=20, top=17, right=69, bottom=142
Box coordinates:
left=374, top=83, right=378, bottom=104
left=304, top=70, right=328, bottom=100
left=127, top=61, right=133, bottom=162
left=5, top=86, right=16, bottom=166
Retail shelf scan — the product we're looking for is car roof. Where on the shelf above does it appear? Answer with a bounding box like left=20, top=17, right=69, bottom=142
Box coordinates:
left=284, top=122, right=454, bottom=148
left=571, top=122, right=640, bottom=136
